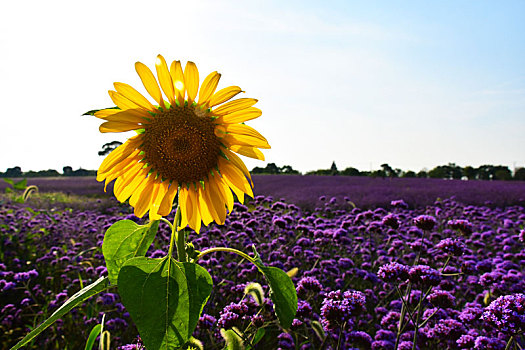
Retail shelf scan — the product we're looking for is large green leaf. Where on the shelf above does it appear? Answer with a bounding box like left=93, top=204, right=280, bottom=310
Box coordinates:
left=10, top=277, right=109, bottom=350
left=260, top=266, right=297, bottom=329
left=118, top=257, right=212, bottom=350
left=250, top=246, right=297, bottom=329
left=102, top=220, right=159, bottom=285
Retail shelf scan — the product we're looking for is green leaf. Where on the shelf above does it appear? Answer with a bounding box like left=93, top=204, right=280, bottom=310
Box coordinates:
left=220, top=328, right=244, bottom=350
left=251, top=328, right=266, bottom=346
left=250, top=245, right=298, bottom=329
left=3, top=178, right=14, bottom=186
left=4, top=187, right=13, bottom=194
left=82, top=106, right=119, bottom=116
left=10, top=277, right=109, bottom=350
left=102, top=220, right=159, bottom=285
left=84, top=324, right=101, bottom=350
left=13, top=178, right=27, bottom=190
left=118, top=257, right=212, bottom=350
left=259, top=266, right=297, bottom=329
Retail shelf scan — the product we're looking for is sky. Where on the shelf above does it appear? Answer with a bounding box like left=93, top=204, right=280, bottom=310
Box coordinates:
left=1, top=0, right=524, bottom=174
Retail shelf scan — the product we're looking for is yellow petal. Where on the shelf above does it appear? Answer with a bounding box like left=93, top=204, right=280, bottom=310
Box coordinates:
left=178, top=187, right=191, bottom=230
left=133, top=179, right=156, bottom=218
left=198, top=71, right=221, bottom=107
left=108, top=90, right=142, bottom=111
left=209, top=86, right=243, bottom=107
left=216, top=107, right=262, bottom=124
left=149, top=181, right=170, bottom=220
left=94, top=108, right=121, bottom=118
left=155, top=54, right=176, bottom=105
left=207, top=176, right=228, bottom=224
left=99, top=121, right=142, bottom=133
left=100, top=151, right=142, bottom=190
left=114, top=82, right=156, bottom=111
left=97, top=109, right=149, bottom=124
left=219, top=157, right=253, bottom=199
left=196, top=185, right=214, bottom=226
left=213, top=175, right=234, bottom=213
left=115, top=165, right=150, bottom=203
left=187, top=186, right=202, bottom=233
left=223, top=124, right=268, bottom=143
left=222, top=133, right=271, bottom=149
left=158, top=182, right=178, bottom=216
left=97, top=137, right=141, bottom=176
left=184, top=61, right=199, bottom=104
left=229, top=145, right=265, bottom=160
left=135, top=61, right=164, bottom=106
left=212, top=98, right=258, bottom=116
left=129, top=173, right=154, bottom=208
left=170, top=60, right=185, bottom=105
left=223, top=148, right=253, bottom=186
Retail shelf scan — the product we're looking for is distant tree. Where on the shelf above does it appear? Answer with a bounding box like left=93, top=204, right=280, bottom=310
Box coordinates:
left=340, top=167, right=361, bottom=176
left=402, top=170, right=416, bottom=178
left=428, top=163, right=462, bottom=179
left=371, top=169, right=386, bottom=178
left=514, top=167, right=525, bottom=181
left=330, top=161, right=338, bottom=176
left=380, top=163, right=397, bottom=178
left=5, top=166, right=22, bottom=177
left=24, top=169, right=60, bottom=177
left=63, top=166, right=73, bottom=176
left=493, top=166, right=512, bottom=181
left=463, top=166, right=477, bottom=180
left=72, top=168, right=97, bottom=176
left=99, top=141, right=123, bottom=156
left=477, top=165, right=494, bottom=180
left=280, top=165, right=300, bottom=175
left=417, top=170, right=428, bottom=178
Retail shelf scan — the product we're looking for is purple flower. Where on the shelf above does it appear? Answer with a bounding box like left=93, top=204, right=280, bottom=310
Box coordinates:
left=409, top=265, right=441, bottom=287
left=481, top=293, right=525, bottom=335
left=448, top=219, right=473, bottom=234
left=197, top=314, right=216, bottom=330
left=413, top=215, right=437, bottom=231
left=427, top=290, right=456, bottom=308
left=435, top=238, right=466, bottom=256
left=378, top=262, right=409, bottom=283
left=296, top=276, right=323, bottom=297
left=473, top=336, right=506, bottom=349
left=320, top=290, right=365, bottom=332
left=382, top=214, right=400, bottom=229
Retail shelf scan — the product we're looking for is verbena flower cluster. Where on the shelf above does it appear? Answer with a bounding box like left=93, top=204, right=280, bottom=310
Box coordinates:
left=1, top=183, right=525, bottom=349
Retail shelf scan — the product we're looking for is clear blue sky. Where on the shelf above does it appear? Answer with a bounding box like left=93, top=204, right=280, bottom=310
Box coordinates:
left=1, top=0, right=524, bottom=173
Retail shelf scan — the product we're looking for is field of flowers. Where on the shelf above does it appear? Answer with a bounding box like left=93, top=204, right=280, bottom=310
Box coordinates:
left=1, top=177, right=524, bottom=349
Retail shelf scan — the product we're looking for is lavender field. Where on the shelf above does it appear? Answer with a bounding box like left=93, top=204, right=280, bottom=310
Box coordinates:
left=1, top=177, right=525, bottom=349
left=1, top=175, right=525, bottom=210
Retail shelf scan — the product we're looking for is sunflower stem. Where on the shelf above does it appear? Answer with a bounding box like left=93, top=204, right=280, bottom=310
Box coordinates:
left=193, top=247, right=255, bottom=264
left=168, top=206, right=184, bottom=261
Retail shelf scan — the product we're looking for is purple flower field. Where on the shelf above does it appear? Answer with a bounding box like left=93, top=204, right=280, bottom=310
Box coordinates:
left=1, top=178, right=525, bottom=349
left=1, top=175, right=525, bottom=210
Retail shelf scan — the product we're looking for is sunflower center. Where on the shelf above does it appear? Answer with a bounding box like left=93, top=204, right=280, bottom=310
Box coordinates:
left=142, top=105, right=220, bottom=184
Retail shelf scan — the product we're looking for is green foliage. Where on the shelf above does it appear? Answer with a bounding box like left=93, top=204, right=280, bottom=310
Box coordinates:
left=102, top=220, right=159, bottom=285
left=118, top=257, right=213, bottom=350
left=244, top=282, right=265, bottom=305
left=251, top=163, right=300, bottom=175
left=251, top=247, right=297, bottom=329
left=220, top=328, right=244, bottom=350
left=84, top=324, right=102, bottom=350
left=10, top=277, right=110, bottom=350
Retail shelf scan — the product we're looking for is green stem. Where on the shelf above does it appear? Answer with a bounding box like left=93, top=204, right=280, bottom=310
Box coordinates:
left=504, top=336, right=514, bottom=350
left=160, top=217, right=173, bottom=231
left=168, top=206, right=182, bottom=260
left=194, top=247, right=255, bottom=264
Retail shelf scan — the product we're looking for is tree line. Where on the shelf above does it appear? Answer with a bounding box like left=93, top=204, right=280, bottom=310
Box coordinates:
left=2, top=162, right=524, bottom=181
left=252, top=162, right=525, bottom=181
left=0, top=166, right=96, bottom=178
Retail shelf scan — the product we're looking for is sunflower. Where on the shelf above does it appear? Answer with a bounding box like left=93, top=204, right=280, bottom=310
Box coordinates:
left=94, top=55, right=269, bottom=233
